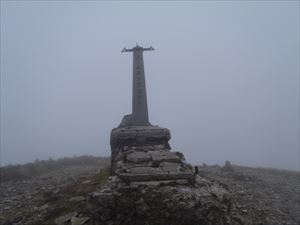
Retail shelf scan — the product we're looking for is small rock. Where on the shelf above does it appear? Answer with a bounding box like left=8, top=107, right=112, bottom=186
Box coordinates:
left=71, top=216, right=90, bottom=225
left=55, top=212, right=78, bottom=225
left=69, top=196, right=85, bottom=202
left=195, top=175, right=210, bottom=187
left=82, top=180, right=93, bottom=184
left=34, top=204, right=48, bottom=211
left=91, top=181, right=99, bottom=185
left=223, top=160, right=234, bottom=171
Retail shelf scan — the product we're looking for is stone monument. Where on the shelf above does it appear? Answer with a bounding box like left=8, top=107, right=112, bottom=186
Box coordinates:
left=121, top=45, right=152, bottom=126
left=88, top=45, right=248, bottom=225
left=110, top=44, right=194, bottom=184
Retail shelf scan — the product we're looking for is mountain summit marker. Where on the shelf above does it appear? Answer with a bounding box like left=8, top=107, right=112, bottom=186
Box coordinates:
left=92, top=46, right=247, bottom=225
left=110, top=44, right=194, bottom=181
left=121, top=44, right=154, bottom=126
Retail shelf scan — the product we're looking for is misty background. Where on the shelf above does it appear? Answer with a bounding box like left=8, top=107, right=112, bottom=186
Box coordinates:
left=1, top=1, right=299, bottom=170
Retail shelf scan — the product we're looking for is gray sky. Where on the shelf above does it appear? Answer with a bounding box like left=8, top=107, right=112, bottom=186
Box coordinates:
left=1, top=1, right=299, bottom=170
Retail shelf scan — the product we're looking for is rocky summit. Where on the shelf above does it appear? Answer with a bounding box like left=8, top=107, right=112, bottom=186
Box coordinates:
left=1, top=157, right=299, bottom=225
left=2, top=44, right=299, bottom=224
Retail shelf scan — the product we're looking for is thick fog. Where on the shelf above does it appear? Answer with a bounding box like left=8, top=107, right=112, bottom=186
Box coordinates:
left=1, top=2, right=299, bottom=170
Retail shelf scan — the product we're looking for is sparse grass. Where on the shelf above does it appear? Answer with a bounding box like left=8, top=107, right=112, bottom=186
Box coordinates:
left=97, top=166, right=110, bottom=185
left=25, top=166, right=111, bottom=225
left=0, top=155, right=110, bottom=183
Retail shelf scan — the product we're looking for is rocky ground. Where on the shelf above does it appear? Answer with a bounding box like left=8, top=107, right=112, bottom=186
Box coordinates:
left=0, top=160, right=299, bottom=225
left=0, top=162, right=110, bottom=225
left=198, top=163, right=300, bottom=225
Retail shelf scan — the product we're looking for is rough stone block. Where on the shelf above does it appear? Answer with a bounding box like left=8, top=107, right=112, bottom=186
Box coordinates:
left=110, top=126, right=171, bottom=147
left=150, top=151, right=181, bottom=163
left=129, top=166, right=161, bottom=175
left=160, top=162, right=181, bottom=173
left=117, top=172, right=194, bottom=182
left=126, top=151, right=151, bottom=163
left=129, top=179, right=190, bottom=188
left=110, top=126, right=172, bottom=174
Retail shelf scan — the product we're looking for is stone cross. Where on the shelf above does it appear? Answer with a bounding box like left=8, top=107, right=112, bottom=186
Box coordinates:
left=122, top=44, right=154, bottom=126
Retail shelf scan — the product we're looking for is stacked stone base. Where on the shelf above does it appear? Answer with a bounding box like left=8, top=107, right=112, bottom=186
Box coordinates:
left=88, top=175, right=246, bottom=225
left=110, top=125, right=194, bottom=184
left=87, top=125, right=248, bottom=225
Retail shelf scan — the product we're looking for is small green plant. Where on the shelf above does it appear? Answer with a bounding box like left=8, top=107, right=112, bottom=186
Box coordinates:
left=98, top=167, right=110, bottom=186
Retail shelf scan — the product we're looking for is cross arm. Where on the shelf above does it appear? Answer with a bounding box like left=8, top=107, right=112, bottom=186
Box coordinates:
left=142, top=46, right=155, bottom=51
left=121, top=46, right=155, bottom=53
left=121, top=48, right=134, bottom=52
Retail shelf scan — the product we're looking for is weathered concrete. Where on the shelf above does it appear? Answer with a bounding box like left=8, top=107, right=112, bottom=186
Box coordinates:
left=122, top=45, right=154, bottom=126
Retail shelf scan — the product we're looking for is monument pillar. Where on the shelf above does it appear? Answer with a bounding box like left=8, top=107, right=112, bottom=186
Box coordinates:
left=110, top=45, right=194, bottom=182
left=122, top=44, right=154, bottom=126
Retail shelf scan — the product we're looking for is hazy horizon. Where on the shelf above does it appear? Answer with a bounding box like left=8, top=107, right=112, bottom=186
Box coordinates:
left=1, top=1, right=299, bottom=171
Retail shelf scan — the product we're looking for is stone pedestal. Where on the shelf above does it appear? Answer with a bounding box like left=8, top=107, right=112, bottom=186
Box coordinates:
left=110, top=125, right=194, bottom=184
left=88, top=172, right=247, bottom=225
left=87, top=124, right=248, bottom=225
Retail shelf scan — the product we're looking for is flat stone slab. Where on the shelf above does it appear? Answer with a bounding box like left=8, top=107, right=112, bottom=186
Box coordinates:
left=117, top=172, right=195, bottom=182
left=129, top=166, right=161, bottom=174
left=150, top=151, right=181, bottom=163
left=129, top=179, right=191, bottom=188
left=111, top=126, right=171, bottom=146
left=124, top=145, right=167, bottom=152
left=160, top=162, right=182, bottom=172
left=89, top=191, right=114, bottom=204
left=69, top=196, right=85, bottom=202
left=126, top=151, right=151, bottom=163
